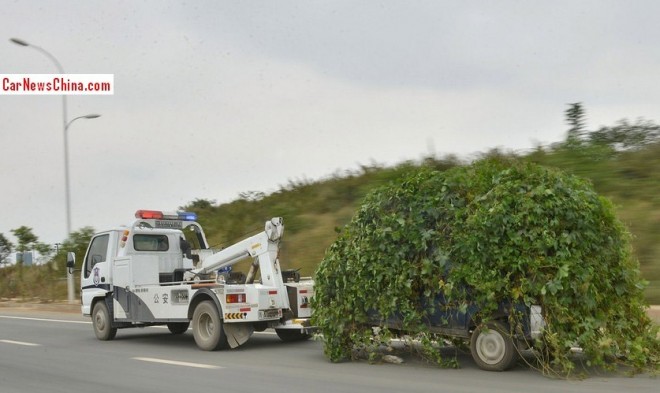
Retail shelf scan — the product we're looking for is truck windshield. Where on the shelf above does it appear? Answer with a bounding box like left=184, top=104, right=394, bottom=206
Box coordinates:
left=133, top=234, right=169, bottom=252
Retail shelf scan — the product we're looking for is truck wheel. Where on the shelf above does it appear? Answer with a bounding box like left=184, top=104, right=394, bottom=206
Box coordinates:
left=167, top=322, right=190, bottom=335
left=275, top=329, right=311, bottom=342
left=470, top=321, right=518, bottom=371
left=92, top=301, right=117, bottom=341
left=192, top=301, right=228, bottom=350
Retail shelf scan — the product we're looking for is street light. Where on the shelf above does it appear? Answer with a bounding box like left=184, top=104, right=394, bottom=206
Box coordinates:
left=10, top=37, right=100, bottom=304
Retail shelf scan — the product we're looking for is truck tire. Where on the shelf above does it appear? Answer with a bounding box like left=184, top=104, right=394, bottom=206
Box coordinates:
left=275, top=329, right=311, bottom=342
left=92, top=301, right=117, bottom=341
left=470, top=321, right=518, bottom=371
left=167, top=322, right=190, bottom=335
left=192, top=300, right=228, bottom=350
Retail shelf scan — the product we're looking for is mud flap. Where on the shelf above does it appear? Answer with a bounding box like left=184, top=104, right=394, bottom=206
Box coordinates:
left=223, top=323, right=254, bottom=348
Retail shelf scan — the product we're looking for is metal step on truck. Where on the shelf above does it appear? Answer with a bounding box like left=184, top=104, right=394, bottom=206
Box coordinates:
left=67, top=210, right=314, bottom=350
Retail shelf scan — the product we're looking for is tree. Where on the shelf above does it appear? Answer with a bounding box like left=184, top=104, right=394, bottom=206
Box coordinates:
left=565, top=102, right=586, bottom=147
left=182, top=198, right=216, bottom=210
left=10, top=226, right=52, bottom=265
left=0, top=233, right=13, bottom=265
left=11, top=226, right=38, bottom=253
left=588, top=118, right=660, bottom=151
left=54, top=227, right=95, bottom=271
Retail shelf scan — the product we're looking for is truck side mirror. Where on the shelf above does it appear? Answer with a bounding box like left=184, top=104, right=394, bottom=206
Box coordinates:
left=66, top=252, right=76, bottom=274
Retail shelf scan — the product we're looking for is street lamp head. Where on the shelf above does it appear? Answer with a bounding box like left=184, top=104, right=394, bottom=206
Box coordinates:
left=9, top=37, right=29, bottom=47
left=66, top=114, right=102, bottom=130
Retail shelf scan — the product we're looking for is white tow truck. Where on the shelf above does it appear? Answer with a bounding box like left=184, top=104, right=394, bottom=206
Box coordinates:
left=67, top=210, right=314, bottom=350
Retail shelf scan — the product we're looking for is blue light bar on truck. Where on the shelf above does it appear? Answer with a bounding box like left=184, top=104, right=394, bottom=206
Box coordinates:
left=177, top=212, right=197, bottom=221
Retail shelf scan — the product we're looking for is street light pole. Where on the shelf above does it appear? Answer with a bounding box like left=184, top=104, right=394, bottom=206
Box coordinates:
left=10, top=37, right=100, bottom=304
left=64, top=113, right=102, bottom=230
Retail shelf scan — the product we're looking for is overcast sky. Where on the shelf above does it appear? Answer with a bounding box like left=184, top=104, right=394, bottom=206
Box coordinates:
left=2, top=0, right=660, bottom=246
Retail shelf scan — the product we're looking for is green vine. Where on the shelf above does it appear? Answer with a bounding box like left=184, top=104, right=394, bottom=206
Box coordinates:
left=312, top=158, right=658, bottom=375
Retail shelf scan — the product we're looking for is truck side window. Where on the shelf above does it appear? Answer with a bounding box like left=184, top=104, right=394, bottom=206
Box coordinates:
left=85, top=234, right=109, bottom=278
left=133, top=234, right=169, bottom=252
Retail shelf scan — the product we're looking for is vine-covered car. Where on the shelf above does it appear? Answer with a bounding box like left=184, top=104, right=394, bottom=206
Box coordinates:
left=314, top=159, right=655, bottom=374
left=371, top=294, right=545, bottom=371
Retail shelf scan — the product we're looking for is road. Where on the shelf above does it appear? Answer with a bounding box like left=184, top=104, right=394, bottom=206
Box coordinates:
left=0, top=309, right=655, bottom=393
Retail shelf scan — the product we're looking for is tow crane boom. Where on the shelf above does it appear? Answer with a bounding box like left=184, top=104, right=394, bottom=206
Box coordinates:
left=187, top=217, right=284, bottom=276
left=182, top=217, right=289, bottom=308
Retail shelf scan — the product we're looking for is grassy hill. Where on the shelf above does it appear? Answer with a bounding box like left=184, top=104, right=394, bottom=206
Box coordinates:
left=182, top=141, right=660, bottom=303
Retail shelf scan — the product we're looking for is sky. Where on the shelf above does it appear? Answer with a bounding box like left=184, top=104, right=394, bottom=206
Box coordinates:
left=2, top=0, right=660, bottom=247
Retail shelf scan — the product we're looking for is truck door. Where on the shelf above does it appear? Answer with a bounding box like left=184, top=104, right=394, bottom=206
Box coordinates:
left=81, top=233, right=112, bottom=315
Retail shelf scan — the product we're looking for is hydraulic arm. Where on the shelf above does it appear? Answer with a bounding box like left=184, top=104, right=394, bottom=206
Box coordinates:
left=182, top=218, right=288, bottom=306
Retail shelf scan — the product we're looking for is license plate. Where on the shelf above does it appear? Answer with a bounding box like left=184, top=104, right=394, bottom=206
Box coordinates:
left=260, top=309, right=281, bottom=320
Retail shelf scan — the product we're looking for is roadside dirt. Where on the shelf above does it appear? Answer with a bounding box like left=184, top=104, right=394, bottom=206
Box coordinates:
left=0, top=298, right=79, bottom=314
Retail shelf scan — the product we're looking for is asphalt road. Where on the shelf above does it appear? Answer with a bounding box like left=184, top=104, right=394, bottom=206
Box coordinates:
left=0, top=309, right=655, bottom=393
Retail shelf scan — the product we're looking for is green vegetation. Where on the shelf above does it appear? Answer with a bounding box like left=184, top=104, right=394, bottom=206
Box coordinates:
left=313, top=158, right=658, bottom=375
left=0, top=227, right=94, bottom=300
left=1, top=104, right=659, bottom=310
